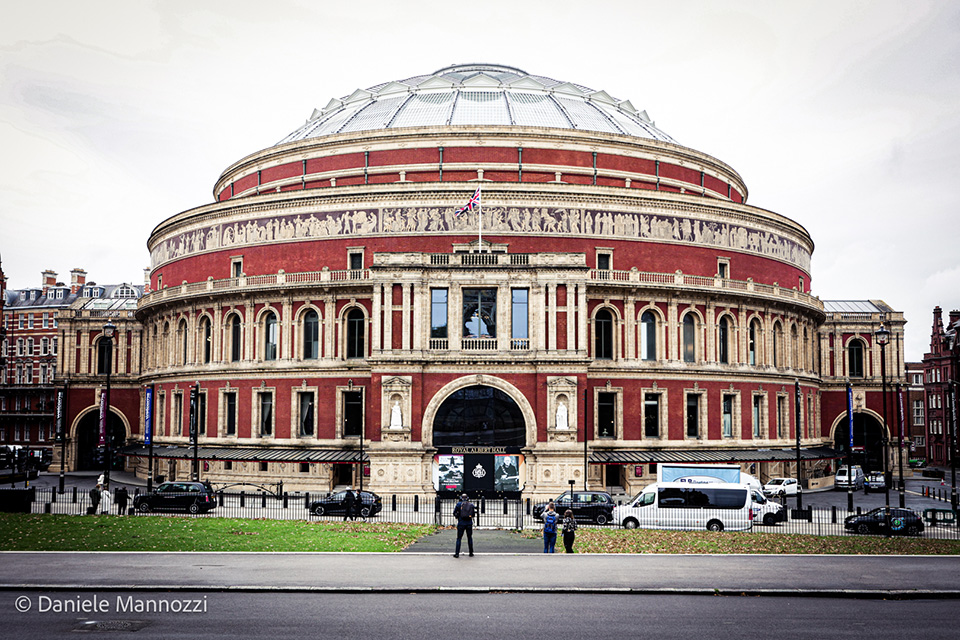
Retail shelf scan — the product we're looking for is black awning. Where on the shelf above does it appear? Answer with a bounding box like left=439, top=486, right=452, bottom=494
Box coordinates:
left=118, top=444, right=368, bottom=464
left=589, top=446, right=843, bottom=465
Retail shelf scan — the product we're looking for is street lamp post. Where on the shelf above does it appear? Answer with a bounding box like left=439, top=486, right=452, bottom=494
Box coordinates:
left=101, top=320, right=116, bottom=491
left=875, top=324, right=891, bottom=512
left=895, top=382, right=906, bottom=508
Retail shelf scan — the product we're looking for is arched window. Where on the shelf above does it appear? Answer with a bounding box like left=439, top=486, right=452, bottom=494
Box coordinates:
left=263, top=312, right=278, bottom=361
left=346, top=308, right=365, bottom=359
left=640, top=310, right=657, bottom=361
left=718, top=316, right=730, bottom=364
left=229, top=315, right=242, bottom=362
left=594, top=309, right=614, bottom=360
left=748, top=319, right=761, bottom=366
left=162, top=322, right=170, bottom=367
left=178, top=319, right=188, bottom=365
left=199, top=317, right=212, bottom=364
left=303, top=309, right=319, bottom=359
left=773, top=322, right=783, bottom=367
left=849, top=339, right=865, bottom=378
left=791, top=325, right=799, bottom=369
left=682, top=314, right=697, bottom=363
left=96, top=338, right=112, bottom=375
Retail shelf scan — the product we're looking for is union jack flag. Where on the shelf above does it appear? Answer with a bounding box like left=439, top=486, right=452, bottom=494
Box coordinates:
left=453, top=186, right=481, bottom=217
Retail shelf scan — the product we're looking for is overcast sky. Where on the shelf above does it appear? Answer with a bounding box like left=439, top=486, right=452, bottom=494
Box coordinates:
left=1, top=1, right=957, bottom=360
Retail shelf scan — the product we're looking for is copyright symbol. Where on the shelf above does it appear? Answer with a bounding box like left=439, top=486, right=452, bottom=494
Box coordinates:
left=15, top=596, right=31, bottom=612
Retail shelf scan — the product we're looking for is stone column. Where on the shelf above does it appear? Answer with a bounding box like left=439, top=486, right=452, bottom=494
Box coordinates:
left=624, top=297, right=636, bottom=360
left=324, top=296, right=336, bottom=359
left=401, top=283, right=411, bottom=351
left=281, top=298, right=293, bottom=360
left=371, top=283, right=382, bottom=354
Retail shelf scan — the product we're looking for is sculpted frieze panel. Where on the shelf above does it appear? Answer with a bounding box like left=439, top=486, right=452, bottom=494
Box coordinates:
left=152, top=205, right=811, bottom=272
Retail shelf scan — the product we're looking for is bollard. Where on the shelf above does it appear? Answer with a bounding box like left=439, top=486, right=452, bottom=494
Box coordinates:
left=261, top=492, right=267, bottom=508
left=414, top=494, right=419, bottom=512
left=44, top=502, right=51, bottom=514
left=392, top=494, right=397, bottom=512
left=480, top=497, right=486, bottom=514
left=219, top=492, right=225, bottom=507
left=503, top=499, right=508, bottom=515
left=283, top=492, right=289, bottom=509
left=72, top=486, right=77, bottom=503
left=240, top=491, right=246, bottom=508
left=831, top=505, right=837, bottom=524
left=526, top=497, right=531, bottom=515
left=856, top=507, right=862, bottom=515
left=304, top=493, right=310, bottom=509
left=51, top=489, right=57, bottom=504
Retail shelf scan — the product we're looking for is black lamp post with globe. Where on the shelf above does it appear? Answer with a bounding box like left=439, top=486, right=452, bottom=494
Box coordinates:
left=101, top=320, right=116, bottom=490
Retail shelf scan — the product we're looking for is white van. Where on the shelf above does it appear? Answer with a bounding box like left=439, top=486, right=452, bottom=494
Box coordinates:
left=613, top=482, right=754, bottom=532
left=751, top=489, right=784, bottom=525
left=835, top=465, right=865, bottom=490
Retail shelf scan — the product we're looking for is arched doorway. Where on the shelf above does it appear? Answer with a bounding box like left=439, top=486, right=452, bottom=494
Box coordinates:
left=833, top=412, right=886, bottom=473
left=433, top=385, right=525, bottom=447
left=432, top=385, right=526, bottom=497
left=75, top=410, right=126, bottom=471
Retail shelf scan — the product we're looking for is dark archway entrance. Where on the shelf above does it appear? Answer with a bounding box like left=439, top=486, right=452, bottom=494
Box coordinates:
left=432, top=385, right=526, bottom=498
left=75, top=410, right=126, bottom=472
left=433, top=385, right=526, bottom=447
left=833, top=413, right=886, bottom=473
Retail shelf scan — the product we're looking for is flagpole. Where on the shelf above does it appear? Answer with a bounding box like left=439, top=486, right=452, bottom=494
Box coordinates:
left=477, top=184, right=483, bottom=252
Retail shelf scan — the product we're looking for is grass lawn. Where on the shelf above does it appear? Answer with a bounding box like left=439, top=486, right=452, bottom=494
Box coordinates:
left=519, top=527, right=960, bottom=554
left=0, top=514, right=435, bottom=552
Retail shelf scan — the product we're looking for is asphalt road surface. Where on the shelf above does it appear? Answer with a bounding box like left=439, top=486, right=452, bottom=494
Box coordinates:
left=4, top=591, right=957, bottom=639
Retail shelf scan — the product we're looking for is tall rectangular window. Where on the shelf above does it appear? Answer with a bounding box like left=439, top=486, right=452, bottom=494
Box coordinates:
left=158, top=393, right=166, bottom=437
left=777, top=396, right=786, bottom=439
left=913, top=400, right=924, bottom=426
left=225, top=392, right=237, bottom=436
left=598, top=392, right=616, bottom=438
left=173, top=393, right=183, bottom=436
left=430, top=289, right=448, bottom=339
left=298, top=392, right=315, bottom=437
left=197, top=393, right=207, bottom=436
left=349, top=252, right=363, bottom=271
left=511, top=289, right=528, bottom=341
left=686, top=394, right=699, bottom=438
left=644, top=393, right=660, bottom=438
left=722, top=395, right=734, bottom=438
left=753, top=395, right=762, bottom=438
left=343, top=390, right=363, bottom=438
left=462, top=288, right=497, bottom=339
left=259, top=392, right=273, bottom=436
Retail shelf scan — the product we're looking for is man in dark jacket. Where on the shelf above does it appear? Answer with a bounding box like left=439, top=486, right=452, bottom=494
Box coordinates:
left=114, top=486, right=129, bottom=515
left=452, top=493, right=475, bottom=558
left=343, top=489, right=355, bottom=521
left=88, top=484, right=101, bottom=515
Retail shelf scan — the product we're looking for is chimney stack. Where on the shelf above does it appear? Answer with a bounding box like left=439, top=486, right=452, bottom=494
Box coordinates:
left=70, top=268, right=87, bottom=294
left=41, top=270, right=57, bottom=292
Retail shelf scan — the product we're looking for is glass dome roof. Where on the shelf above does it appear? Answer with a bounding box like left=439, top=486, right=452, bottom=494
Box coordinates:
left=279, top=64, right=675, bottom=144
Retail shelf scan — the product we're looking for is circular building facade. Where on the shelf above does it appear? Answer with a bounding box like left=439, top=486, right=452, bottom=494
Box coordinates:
left=135, top=64, right=827, bottom=497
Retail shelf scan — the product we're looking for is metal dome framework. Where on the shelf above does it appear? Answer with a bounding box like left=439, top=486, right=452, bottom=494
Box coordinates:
left=279, top=63, right=675, bottom=143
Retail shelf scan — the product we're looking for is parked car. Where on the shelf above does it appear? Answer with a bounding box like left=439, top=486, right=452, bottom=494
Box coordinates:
left=751, top=490, right=785, bottom=525
left=309, top=490, right=382, bottom=517
left=532, top=491, right=615, bottom=525
left=762, top=477, right=800, bottom=498
left=134, top=481, right=217, bottom=514
left=834, top=465, right=865, bottom=490
left=844, top=507, right=924, bottom=536
left=864, top=472, right=887, bottom=492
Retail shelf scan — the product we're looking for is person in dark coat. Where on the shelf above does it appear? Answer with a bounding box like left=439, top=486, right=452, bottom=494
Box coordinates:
left=353, top=490, right=365, bottom=520
left=114, top=486, right=129, bottom=515
left=343, top=489, right=355, bottom=521
left=88, top=484, right=102, bottom=514
left=452, top=493, right=475, bottom=558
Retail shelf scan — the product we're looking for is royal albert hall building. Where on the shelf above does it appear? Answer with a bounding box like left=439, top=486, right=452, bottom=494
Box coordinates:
left=119, top=63, right=887, bottom=499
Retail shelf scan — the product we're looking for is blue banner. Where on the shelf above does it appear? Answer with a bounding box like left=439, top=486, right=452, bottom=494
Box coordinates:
left=847, top=383, right=854, bottom=449
left=144, top=386, right=153, bottom=446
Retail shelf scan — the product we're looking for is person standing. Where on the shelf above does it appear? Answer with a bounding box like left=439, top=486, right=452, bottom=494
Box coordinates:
left=353, top=489, right=364, bottom=520
left=114, top=486, right=129, bottom=515
left=100, top=484, right=113, bottom=514
left=343, top=488, right=355, bottom=521
left=88, top=484, right=101, bottom=515
left=542, top=502, right=559, bottom=553
left=561, top=509, right=577, bottom=553
left=452, top=493, right=475, bottom=558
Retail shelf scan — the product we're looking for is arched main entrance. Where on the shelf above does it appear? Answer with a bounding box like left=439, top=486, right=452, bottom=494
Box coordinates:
left=433, top=385, right=526, bottom=447
left=431, top=384, right=527, bottom=497
left=75, top=410, right=126, bottom=471
left=833, top=412, right=886, bottom=473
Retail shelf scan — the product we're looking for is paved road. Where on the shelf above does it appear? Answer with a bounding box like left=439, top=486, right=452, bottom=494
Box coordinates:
left=2, top=551, right=959, bottom=596
left=3, top=592, right=958, bottom=640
